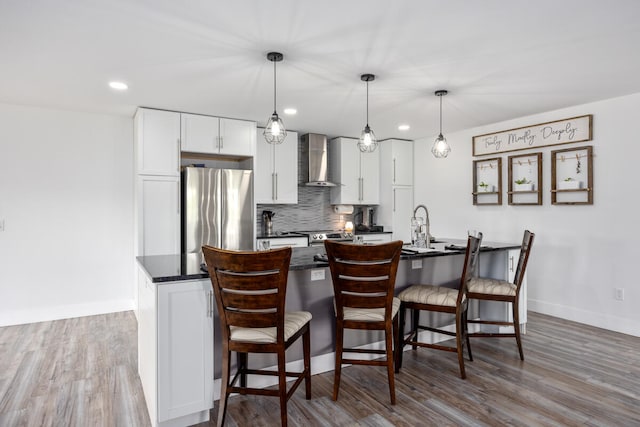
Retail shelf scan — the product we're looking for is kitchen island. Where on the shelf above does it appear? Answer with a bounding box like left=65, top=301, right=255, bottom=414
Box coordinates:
left=136, top=239, right=522, bottom=427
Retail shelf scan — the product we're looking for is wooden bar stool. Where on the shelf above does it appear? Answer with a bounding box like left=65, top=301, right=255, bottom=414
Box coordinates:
left=396, top=234, right=482, bottom=379
left=202, top=246, right=312, bottom=427
left=467, top=230, right=535, bottom=360
left=324, top=240, right=403, bottom=404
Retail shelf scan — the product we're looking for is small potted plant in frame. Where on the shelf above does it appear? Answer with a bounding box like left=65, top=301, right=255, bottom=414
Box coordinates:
left=558, top=177, right=582, bottom=190
left=477, top=181, right=493, bottom=193
left=514, top=177, right=533, bottom=192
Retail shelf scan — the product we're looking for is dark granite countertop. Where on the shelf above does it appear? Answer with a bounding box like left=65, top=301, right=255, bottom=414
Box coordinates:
left=256, top=232, right=308, bottom=240
left=137, top=239, right=520, bottom=284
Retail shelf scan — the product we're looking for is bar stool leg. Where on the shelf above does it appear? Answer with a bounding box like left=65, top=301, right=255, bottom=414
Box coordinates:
left=396, top=304, right=406, bottom=373
left=303, top=324, right=312, bottom=399
left=333, top=319, right=344, bottom=401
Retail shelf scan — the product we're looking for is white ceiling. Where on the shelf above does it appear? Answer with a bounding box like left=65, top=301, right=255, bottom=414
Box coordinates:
left=2, top=0, right=640, bottom=140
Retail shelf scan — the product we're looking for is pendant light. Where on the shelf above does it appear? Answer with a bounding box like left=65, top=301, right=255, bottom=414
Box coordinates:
left=431, top=89, right=451, bottom=158
left=263, top=52, right=287, bottom=144
left=358, top=74, right=378, bottom=153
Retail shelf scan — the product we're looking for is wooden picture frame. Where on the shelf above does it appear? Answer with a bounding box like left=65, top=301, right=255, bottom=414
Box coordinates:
left=508, top=152, right=542, bottom=205
left=551, top=145, right=593, bottom=205
left=473, top=157, right=502, bottom=205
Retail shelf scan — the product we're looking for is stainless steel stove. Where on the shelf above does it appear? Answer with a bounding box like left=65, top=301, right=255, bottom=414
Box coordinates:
left=297, top=230, right=354, bottom=246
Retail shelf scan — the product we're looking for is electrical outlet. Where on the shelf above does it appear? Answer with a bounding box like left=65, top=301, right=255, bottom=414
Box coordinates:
left=615, top=288, right=625, bottom=301
left=310, top=269, right=325, bottom=281
left=411, top=259, right=422, bottom=269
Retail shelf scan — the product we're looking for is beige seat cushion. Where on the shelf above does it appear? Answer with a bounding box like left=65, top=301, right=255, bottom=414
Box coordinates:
left=398, top=284, right=462, bottom=307
left=341, top=297, right=401, bottom=322
left=229, top=311, right=312, bottom=343
left=468, top=277, right=516, bottom=296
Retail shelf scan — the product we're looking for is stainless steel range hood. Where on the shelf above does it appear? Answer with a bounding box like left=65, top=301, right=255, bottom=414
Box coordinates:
left=301, top=133, right=337, bottom=187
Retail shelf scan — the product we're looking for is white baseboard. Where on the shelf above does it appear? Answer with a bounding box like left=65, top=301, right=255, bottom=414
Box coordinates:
left=529, top=299, right=640, bottom=338
left=213, top=322, right=466, bottom=401
left=0, top=299, right=135, bottom=327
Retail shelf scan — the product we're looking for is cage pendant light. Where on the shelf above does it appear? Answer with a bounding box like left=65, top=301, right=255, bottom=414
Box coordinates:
left=358, top=74, right=378, bottom=153
left=431, top=89, right=451, bottom=158
left=263, top=52, right=287, bottom=144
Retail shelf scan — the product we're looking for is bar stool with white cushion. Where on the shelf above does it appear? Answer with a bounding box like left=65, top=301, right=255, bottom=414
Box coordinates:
left=467, top=230, right=534, bottom=360
left=202, top=245, right=311, bottom=427
left=396, top=234, right=482, bottom=379
left=324, top=239, right=403, bottom=405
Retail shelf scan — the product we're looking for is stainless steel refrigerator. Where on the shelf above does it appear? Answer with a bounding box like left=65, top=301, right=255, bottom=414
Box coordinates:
left=182, top=167, right=254, bottom=261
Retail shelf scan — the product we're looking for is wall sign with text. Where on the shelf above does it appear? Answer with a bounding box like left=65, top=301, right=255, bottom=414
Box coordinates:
left=472, top=115, right=592, bottom=156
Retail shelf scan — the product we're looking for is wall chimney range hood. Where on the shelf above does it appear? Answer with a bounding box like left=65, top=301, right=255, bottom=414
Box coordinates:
left=301, top=133, right=337, bottom=187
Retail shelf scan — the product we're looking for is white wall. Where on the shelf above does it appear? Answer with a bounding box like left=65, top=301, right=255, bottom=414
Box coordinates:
left=414, top=92, right=640, bottom=337
left=0, top=103, right=134, bottom=326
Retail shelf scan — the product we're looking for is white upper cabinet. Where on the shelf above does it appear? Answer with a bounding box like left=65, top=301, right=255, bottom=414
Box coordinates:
left=378, top=139, right=414, bottom=243
left=330, top=137, right=380, bottom=205
left=255, top=129, right=298, bottom=204
left=181, top=113, right=255, bottom=157
left=135, top=108, right=181, bottom=177
left=382, top=139, right=414, bottom=186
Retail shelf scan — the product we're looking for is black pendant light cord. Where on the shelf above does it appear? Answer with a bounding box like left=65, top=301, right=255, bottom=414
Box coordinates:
left=366, top=79, right=369, bottom=126
left=273, top=60, right=277, bottom=114
left=439, top=93, right=442, bottom=135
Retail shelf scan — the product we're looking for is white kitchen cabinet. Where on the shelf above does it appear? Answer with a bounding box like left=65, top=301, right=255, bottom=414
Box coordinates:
left=254, top=129, right=298, bottom=204
left=181, top=113, right=255, bottom=157
left=135, top=108, right=181, bottom=177
left=377, top=139, right=414, bottom=243
left=359, top=233, right=392, bottom=244
left=330, top=137, right=380, bottom=205
left=138, top=266, right=214, bottom=427
left=381, top=139, right=413, bottom=186
left=257, top=236, right=308, bottom=249
left=136, top=175, right=180, bottom=257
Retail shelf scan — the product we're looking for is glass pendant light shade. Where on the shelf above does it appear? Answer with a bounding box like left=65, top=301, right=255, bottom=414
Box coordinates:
left=264, top=112, right=286, bottom=144
left=431, top=89, right=451, bottom=158
left=358, top=73, right=378, bottom=153
left=431, top=133, right=451, bottom=158
left=264, top=52, right=286, bottom=145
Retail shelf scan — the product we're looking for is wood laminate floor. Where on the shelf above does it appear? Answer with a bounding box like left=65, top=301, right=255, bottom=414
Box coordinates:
left=1, top=311, right=639, bottom=426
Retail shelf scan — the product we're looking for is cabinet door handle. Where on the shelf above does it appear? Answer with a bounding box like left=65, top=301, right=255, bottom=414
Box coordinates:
left=176, top=181, right=180, bottom=214
left=509, top=255, right=515, bottom=272
left=208, top=290, right=214, bottom=317
left=271, top=173, right=275, bottom=200
left=220, top=136, right=223, bottom=149
left=393, top=158, right=396, bottom=183
left=393, top=188, right=396, bottom=212
left=176, top=138, right=181, bottom=173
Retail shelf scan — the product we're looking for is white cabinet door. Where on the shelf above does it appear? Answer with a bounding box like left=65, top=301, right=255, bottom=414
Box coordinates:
left=137, top=266, right=159, bottom=426
left=507, top=248, right=528, bottom=327
left=135, top=108, right=181, bottom=176
left=273, top=130, right=298, bottom=203
left=390, top=186, right=413, bottom=243
left=360, top=148, right=380, bottom=204
left=387, top=139, right=413, bottom=186
left=157, top=280, right=214, bottom=423
left=255, top=130, right=298, bottom=204
left=137, top=176, right=180, bottom=256
left=360, top=233, right=392, bottom=244
left=331, top=137, right=375, bottom=205
left=219, top=118, right=255, bottom=157
left=180, top=113, right=218, bottom=154
left=254, top=129, right=274, bottom=203
left=181, top=114, right=256, bottom=156
left=257, top=236, right=308, bottom=249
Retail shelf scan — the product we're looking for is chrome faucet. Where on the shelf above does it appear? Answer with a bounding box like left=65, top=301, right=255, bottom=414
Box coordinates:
left=413, top=204, right=431, bottom=248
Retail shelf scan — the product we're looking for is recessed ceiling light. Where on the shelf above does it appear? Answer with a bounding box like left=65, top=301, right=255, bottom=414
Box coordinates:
left=109, top=81, right=128, bottom=90
left=283, top=108, right=297, bottom=115
left=398, top=124, right=410, bottom=131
